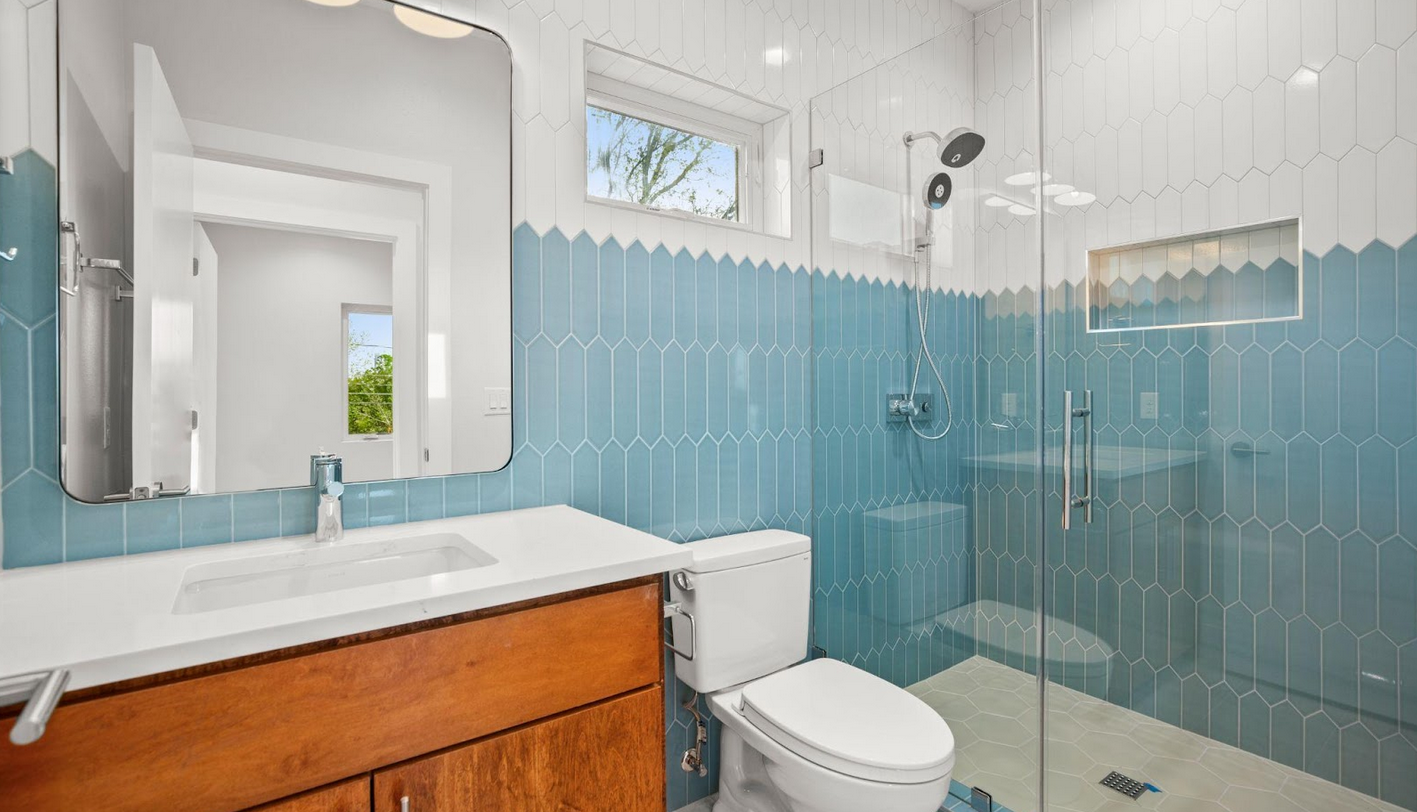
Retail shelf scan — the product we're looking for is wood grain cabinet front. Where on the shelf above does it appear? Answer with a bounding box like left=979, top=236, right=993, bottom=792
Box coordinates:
left=0, top=579, right=663, bottom=812
left=373, top=687, right=664, bottom=812
left=244, top=778, right=372, bottom=812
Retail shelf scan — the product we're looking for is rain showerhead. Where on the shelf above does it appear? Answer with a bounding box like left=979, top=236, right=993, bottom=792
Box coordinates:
left=903, top=126, right=987, bottom=169
left=938, top=126, right=986, bottom=168
left=923, top=172, right=952, bottom=210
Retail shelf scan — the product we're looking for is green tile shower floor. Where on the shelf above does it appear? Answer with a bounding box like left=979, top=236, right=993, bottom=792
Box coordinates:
left=913, top=657, right=1404, bottom=812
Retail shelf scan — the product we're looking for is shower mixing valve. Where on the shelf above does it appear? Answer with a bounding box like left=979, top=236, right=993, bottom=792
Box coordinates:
left=887, top=393, right=934, bottom=422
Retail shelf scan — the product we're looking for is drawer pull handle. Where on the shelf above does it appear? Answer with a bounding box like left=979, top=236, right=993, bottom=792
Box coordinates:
left=0, top=669, right=71, bottom=745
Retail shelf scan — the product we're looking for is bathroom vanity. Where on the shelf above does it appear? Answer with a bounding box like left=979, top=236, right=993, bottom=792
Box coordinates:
left=0, top=507, right=689, bottom=812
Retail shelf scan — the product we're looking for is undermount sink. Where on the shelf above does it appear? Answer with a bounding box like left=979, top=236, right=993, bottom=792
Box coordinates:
left=172, top=533, right=497, bottom=614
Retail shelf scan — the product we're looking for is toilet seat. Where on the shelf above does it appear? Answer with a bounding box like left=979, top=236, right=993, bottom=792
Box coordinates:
left=738, top=659, right=955, bottom=785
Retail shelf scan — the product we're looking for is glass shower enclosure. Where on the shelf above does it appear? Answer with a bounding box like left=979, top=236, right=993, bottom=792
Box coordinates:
left=809, top=1, right=1417, bottom=811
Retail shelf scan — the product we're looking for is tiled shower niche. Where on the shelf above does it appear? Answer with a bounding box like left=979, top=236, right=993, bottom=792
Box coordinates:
left=1088, top=219, right=1302, bottom=333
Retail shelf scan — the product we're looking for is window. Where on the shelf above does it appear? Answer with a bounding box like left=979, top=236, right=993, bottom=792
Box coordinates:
left=344, top=305, right=394, bottom=437
left=583, top=43, right=792, bottom=237
left=587, top=103, right=744, bottom=223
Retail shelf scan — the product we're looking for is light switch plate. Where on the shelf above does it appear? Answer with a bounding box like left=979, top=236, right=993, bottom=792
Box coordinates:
left=485, top=387, right=511, bottom=415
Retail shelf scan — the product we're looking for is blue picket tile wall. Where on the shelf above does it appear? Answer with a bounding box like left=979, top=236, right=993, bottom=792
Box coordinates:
left=810, top=270, right=980, bottom=687
left=0, top=149, right=814, bottom=809
left=976, top=237, right=1417, bottom=809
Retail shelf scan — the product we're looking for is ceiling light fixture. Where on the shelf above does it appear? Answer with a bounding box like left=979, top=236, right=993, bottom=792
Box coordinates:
left=394, top=4, right=474, bottom=38
left=984, top=196, right=1013, bottom=208
left=305, top=0, right=361, bottom=6
left=1041, top=183, right=1075, bottom=196
left=1052, top=190, right=1097, bottom=207
left=1003, top=171, right=1050, bottom=186
left=1008, top=204, right=1036, bottom=217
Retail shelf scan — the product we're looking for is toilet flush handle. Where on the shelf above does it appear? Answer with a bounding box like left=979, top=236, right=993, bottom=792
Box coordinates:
left=672, top=571, right=694, bottom=591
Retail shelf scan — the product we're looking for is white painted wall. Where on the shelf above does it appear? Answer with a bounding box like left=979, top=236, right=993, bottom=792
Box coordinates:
left=205, top=224, right=396, bottom=492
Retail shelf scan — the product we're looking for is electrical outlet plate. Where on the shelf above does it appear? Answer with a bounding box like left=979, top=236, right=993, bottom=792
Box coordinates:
left=1140, top=391, right=1158, bottom=420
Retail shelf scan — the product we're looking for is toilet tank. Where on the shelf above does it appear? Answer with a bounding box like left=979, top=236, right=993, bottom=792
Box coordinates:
left=669, top=530, right=811, bottom=694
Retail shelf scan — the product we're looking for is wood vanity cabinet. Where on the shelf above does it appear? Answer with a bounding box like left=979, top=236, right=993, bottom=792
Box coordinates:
left=247, top=778, right=371, bottom=812
left=372, top=687, right=662, bottom=812
left=0, top=577, right=665, bottom=812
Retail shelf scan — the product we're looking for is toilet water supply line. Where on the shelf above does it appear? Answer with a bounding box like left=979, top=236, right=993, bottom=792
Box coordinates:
left=680, top=691, right=709, bottom=776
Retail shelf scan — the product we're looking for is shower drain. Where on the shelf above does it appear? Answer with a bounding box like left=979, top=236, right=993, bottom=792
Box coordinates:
left=1099, top=770, right=1148, bottom=799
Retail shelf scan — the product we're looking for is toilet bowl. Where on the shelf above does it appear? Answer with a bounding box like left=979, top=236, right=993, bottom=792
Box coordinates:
left=667, top=531, right=954, bottom=812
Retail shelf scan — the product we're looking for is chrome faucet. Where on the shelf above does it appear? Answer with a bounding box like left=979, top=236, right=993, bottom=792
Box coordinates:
left=310, top=452, right=344, bottom=542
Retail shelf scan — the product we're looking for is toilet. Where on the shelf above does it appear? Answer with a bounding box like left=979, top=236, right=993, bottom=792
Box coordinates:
left=668, top=530, right=955, bottom=812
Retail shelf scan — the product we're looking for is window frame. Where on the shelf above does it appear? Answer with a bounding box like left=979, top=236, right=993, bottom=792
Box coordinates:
left=342, top=303, right=395, bottom=443
left=585, top=75, right=762, bottom=231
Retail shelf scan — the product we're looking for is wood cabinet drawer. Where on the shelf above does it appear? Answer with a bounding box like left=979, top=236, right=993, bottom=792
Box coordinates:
left=0, top=581, right=661, bottom=812
left=374, top=687, right=663, bottom=812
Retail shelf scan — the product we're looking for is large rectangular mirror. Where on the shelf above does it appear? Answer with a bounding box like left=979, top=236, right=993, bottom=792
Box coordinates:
left=55, top=0, right=512, bottom=503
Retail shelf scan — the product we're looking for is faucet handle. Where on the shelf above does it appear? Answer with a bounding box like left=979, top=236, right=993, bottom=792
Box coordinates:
left=310, top=451, right=343, bottom=489
left=323, top=481, right=345, bottom=499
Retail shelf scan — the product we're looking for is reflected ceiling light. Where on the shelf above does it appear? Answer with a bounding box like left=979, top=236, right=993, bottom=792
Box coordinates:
left=984, top=196, right=1012, bottom=208
left=1041, top=183, right=1075, bottom=196
left=394, top=5, right=474, bottom=37
left=1008, top=204, right=1036, bottom=216
left=1053, top=190, right=1097, bottom=207
left=1004, top=171, right=1050, bottom=186
left=305, top=0, right=361, bottom=5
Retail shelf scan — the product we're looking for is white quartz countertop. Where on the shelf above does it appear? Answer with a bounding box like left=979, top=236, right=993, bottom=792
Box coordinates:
left=0, top=506, right=691, bottom=691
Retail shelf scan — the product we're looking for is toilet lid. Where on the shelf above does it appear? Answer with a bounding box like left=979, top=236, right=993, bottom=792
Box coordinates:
left=739, top=659, right=955, bottom=784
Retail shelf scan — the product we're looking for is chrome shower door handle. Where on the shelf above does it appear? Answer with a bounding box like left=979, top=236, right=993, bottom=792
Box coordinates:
left=1062, top=390, right=1074, bottom=531
left=1062, top=390, right=1095, bottom=528
left=1080, top=389, right=1094, bottom=524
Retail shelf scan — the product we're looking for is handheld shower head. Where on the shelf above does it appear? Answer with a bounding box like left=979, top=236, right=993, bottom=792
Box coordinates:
left=939, top=126, right=986, bottom=168
left=923, top=172, right=952, bottom=210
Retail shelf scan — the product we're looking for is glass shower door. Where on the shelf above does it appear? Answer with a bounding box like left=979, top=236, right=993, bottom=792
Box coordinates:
left=807, top=4, right=1047, bottom=811
left=1037, top=1, right=1417, bottom=811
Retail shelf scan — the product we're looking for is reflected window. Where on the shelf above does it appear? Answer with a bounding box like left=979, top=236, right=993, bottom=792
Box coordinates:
left=344, top=306, right=394, bottom=437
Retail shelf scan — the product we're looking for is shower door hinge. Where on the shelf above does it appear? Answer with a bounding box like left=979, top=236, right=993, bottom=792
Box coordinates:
left=424, top=448, right=430, bottom=462
left=191, top=409, right=199, bottom=431
left=192, top=257, right=200, bottom=276
left=808, top=149, right=824, bottom=169
left=0, top=155, right=13, bottom=175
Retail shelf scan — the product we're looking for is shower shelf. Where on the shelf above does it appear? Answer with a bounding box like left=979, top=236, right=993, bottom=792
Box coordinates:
left=1085, top=216, right=1302, bottom=333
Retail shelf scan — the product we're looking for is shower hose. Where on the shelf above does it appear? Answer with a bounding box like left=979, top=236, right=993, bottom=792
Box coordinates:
left=907, top=243, right=954, bottom=441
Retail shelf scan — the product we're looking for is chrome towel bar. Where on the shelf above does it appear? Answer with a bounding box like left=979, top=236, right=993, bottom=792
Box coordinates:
left=0, top=668, right=70, bottom=745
